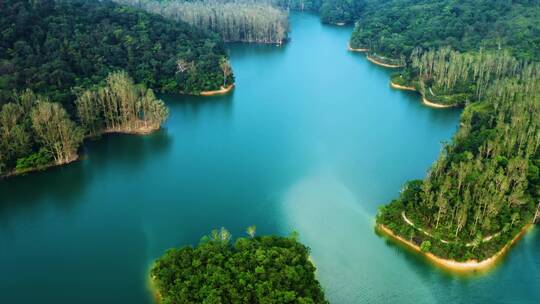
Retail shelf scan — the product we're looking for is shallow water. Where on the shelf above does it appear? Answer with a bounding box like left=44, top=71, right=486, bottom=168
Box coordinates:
left=1, top=13, right=538, bottom=304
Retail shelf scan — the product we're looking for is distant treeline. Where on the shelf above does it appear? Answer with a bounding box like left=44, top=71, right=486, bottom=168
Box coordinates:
left=115, top=0, right=289, bottom=44
left=272, top=0, right=365, bottom=25
left=350, top=0, right=540, bottom=62
left=0, top=72, right=168, bottom=177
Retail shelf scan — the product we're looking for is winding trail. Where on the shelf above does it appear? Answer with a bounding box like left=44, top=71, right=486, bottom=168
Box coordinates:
left=401, top=211, right=501, bottom=246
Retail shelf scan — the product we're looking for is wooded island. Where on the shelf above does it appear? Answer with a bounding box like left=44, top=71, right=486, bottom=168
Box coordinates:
left=151, top=227, right=328, bottom=303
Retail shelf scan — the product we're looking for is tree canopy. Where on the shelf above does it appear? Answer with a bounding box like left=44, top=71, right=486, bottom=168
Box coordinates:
left=369, top=1, right=540, bottom=261
left=151, top=228, right=328, bottom=304
left=0, top=0, right=233, bottom=108
left=350, top=0, right=540, bottom=61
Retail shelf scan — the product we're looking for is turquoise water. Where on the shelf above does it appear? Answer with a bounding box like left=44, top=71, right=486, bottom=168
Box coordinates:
left=1, top=13, right=538, bottom=303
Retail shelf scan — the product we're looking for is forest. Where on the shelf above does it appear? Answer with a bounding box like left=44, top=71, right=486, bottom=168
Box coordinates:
left=370, top=1, right=540, bottom=261
left=272, top=0, right=365, bottom=25
left=0, top=0, right=233, bottom=108
left=392, top=48, right=537, bottom=106
left=378, top=59, right=540, bottom=260
left=151, top=227, right=328, bottom=303
left=0, top=72, right=168, bottom=177
left=349, top=0, right=540, bottom=63
left=115, top=0, right=289, bottom=44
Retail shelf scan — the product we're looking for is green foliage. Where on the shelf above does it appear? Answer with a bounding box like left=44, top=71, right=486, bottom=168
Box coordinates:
left=319, top=0, right=365, bottom=25
left=420, top=240, right=431, bottom=253
left=31, top=101, right=84, bottom=164
left=76, top=71, right=169, bottom=135
left=15, top=148, right=53, bottom=172
left=151, top=229, right=328, bottom=303
left=378, top=56, right=540, bottom=261
left=350, top=0, right=540, bottom=61
left=0, top=0, right=232, bottom=108
left=272, top=0, right=322, bottom=11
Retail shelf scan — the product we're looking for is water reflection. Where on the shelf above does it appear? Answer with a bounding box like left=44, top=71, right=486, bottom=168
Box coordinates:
left=85, top=128, right=173, bottom=167
left=160, top=92, right=234, bottom=118
left=0, top=160, right=90, bottom=225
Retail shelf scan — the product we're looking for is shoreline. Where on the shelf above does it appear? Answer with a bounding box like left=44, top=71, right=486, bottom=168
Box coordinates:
left=148, top=275, right=162, bottom=304
left=366, top=55, right=404, bottom=68
left=390, top=80, right=457, bottom=108
left=347, top=43, right=369, bottom=52
left=0, top=155, right=79, bottom=180
left=421, top=95, right=456, bottom=108
left=199, top=84, right=235, bottom=96
left=0, top=126, right=161, bottom=180
left=389, top=81, right=416, bottom=91
left=378, top=223, right=533, bottom=272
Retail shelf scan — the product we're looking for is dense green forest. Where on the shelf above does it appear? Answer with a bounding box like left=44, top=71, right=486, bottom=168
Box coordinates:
left=350, top=0, right=540, bottom=63
left=0, top=72, right=168, bottom=177
left=115, top=0, right=289, bottom=44
left=0, top=0, right=237, bottom=176
left=367, top=1, right=540, bottom=262
left=272, top=0, right=364, bottom=25
left=379, top=60, right=540, bottom=260
left=151, top=227, right=328, bottom=303
left=0, top=0, right=233, bottom=108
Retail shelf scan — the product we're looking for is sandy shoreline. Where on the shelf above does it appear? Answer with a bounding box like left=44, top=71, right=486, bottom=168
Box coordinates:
left=390, top=81, right=457, bottom=108
left=367, top=55, right=404, bottom=68
left=390, top=82, right=416, bottom=91
left=148, top=275, right=162, bottom=304
left=347, top=43, right=368, bottom=52
left=378, top=223, right=533, bottom=272
left=200, top=84, right=235, bottom=96
left=421, top=96, right=456, bottom=108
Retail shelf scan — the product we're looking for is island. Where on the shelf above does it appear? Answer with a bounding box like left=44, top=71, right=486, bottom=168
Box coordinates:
left=150, top=227, right=328, bottom=303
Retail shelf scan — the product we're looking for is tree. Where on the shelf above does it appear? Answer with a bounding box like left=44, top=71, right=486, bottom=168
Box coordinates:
left=420, top=240, right=432, bottom=253
left=220, top=58, right=232, bottom=87
left=0, top=103, right=32, bottom=164
left=246, top=225, right=257, bottom=238
left=31, top=102, right=84, bottom=164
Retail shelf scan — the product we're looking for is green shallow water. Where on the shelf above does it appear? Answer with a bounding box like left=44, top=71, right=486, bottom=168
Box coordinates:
left=1, top=13, right=539, bottom=304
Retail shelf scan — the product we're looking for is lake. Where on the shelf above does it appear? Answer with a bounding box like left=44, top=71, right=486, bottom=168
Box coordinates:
left=1, top=13, right=538, bottom=304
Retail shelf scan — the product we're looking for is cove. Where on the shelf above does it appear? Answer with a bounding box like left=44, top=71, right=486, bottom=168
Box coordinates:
left=0, top=13, right=539, bottom=304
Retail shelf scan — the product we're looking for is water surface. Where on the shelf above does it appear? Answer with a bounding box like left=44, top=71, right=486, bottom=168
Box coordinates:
left=1, top=13, right=539, bottom=304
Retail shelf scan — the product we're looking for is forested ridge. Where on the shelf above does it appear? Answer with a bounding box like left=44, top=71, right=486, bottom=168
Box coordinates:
left=272, top=0, right=365, bottom=25
left=115, top=0, right=289, bottom=44
left=0, top=0, right=233, bottom=107
left=151, top=227, right=328, bottom=303
left=363, top=1, right=540, bottom=262
left=350, top=0, right=540, bottom=63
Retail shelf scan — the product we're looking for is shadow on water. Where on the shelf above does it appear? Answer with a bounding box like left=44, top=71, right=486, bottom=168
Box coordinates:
left=0, top=129, right=173, bottom=224
left=84, top=128, right=173, bottom=168
left=159, top=92, right=234, bottom=118
left=0, top=158, right=90, bottom=221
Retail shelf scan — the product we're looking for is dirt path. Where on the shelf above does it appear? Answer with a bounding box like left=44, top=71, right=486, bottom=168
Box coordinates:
left=401, top=211, right=500, bottom=246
